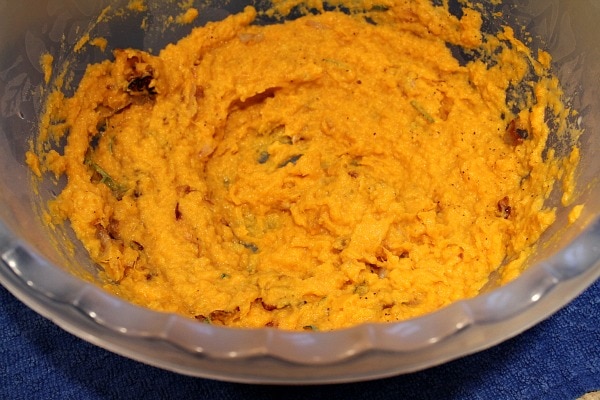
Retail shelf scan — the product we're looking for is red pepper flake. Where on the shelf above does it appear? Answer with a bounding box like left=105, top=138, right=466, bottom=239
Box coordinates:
left=505, top=119, right=529, bottom=146
left=260, top=298, right=277, bottom=311
left=175, top=202, right=182, bottom=220
left=94, top=223, right=111, bottom=253
left=107, top=217, right=120, bottom=240
left=195, top=315, right=210, bottom=323
left=497, top=196, right=512, bottom=219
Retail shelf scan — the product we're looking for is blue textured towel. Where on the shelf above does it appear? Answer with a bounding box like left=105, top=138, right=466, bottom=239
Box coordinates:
left=0, top=279, right=598, bottom=400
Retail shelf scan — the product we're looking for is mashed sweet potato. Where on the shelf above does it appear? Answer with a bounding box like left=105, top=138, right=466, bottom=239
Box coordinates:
left=31, top=0, right=579, bottom=330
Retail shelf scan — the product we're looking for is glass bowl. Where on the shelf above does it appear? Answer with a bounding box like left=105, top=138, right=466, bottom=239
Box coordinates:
left=0, top=0, right=599, bottom=384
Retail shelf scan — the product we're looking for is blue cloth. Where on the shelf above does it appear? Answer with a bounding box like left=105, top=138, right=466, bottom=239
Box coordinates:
left=1, top=280, right=599, bottom=400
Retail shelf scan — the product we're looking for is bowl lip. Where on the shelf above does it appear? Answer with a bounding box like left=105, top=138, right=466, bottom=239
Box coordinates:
left=1, top=214, right=600, bottom=383
left=1, top=0, right=599, bottom=381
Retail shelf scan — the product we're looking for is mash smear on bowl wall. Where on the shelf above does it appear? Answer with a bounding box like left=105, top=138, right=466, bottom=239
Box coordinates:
left=28, top=0, right=580, bottom=330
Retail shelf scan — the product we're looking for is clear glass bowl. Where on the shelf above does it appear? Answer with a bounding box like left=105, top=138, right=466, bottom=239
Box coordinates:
left=0, top=0, right=599, bottom=384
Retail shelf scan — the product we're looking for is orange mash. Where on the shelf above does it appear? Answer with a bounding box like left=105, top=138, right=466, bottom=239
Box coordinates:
left=30, top=0, right=579, bottom=330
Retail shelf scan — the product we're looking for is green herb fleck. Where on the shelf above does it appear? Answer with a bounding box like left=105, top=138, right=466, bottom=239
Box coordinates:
left=277, top=154, right=303, bottom=168
left=238, top=240, right=259, bottom=253
left=278, top=135, right=293, bottom=145
left=410, top=100, right=435, bottom=123
left=84, top=150, right=128, bottom=200
left=354, top=282, right=369, bottom=296
left=195, top=315, right=211, bottom=324
left=108, top=135, right=115, bottom=155
left=370, top=4, right=390, bottom=12
left=257, top=150, right=270, bottom=164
